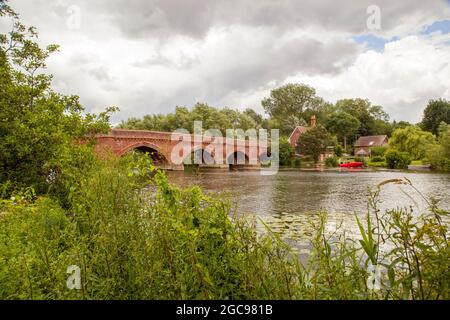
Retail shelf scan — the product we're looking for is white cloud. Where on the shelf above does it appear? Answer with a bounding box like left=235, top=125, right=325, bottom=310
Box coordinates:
left=287, top=33, right=450, bottom=122
left=1, top=0, right=449, bottom=124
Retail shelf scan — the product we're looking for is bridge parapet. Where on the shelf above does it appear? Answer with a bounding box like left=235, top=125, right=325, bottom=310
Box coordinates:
left=94, top=129, right=270, bottom=171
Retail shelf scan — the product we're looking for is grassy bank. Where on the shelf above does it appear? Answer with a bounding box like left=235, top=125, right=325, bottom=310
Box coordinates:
left=0, top=150, right=448, bottom=300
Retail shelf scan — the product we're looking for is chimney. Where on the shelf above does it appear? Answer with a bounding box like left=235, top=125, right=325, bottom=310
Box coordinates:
left=309, top=115, right=317, bottom=127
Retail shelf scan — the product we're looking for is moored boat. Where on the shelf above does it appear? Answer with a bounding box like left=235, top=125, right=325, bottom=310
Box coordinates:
left=339, top=161, right=364, bottom=168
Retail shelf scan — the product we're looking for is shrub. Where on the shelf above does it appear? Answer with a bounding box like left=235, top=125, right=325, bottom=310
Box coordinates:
left=425, top=123, right=450, bottom=172
left=385, top=149, right=411, bottom=169
left=334, top=145, right=343, bottom=157
left=389, top=126, right=437, bottom=160
left=370, top=146, right=388, bottom=157
left=354, top=156, right=368, bottom=167
left=325, top=156, right=340, bottom=167
left=370, top=156, right=385, bottom=163
left=0, top=158, right=448, bottom=300
left=0, top=153, right=301, bottom=299
left=291, top=157, right=301, bottom=168
left=279, top=137, right=295, bottom=166
left=426, top=145, right=450, bottom=172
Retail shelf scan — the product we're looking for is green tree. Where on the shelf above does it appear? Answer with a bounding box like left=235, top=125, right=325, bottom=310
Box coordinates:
left=385, top=149, right=411, bottom=169
left=119, top=103, right=263, bottom=135
left=326, top=112, right=360, bottom=151
left=297, top=125, right=335, bottom=163
left=243, top=108, right=267, bottom=129
left=335, top=99, right=390, bottom=137
left=370, top=146, right=388, bottom=157
left=421, top=99, right=450, bottom=135
left=334, top=144, right=343, bottom=157
left=389, top=126, right=437, bottom=160
left=437, top=122, right=450, bottom=157
left=427, top=122, right=450, bottom=171
left=325, top=156, right=340, bottom=167
left=391, top=120, right=412, bottom=131
left=279, top=137, right=295, bottom=166
left=0, top=4, right=113, bottom=194
left=261, top=83, right=327, bottom=135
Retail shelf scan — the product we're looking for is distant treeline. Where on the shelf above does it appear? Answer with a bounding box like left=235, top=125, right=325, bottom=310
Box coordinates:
left=119, top=83, right=449, bottom=147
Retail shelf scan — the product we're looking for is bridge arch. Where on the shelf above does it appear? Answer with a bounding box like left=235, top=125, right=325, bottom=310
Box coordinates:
left=184, top=148, right=215, bottom=165
left=118, top=142, right=169, bottom=165
left=259, top=151, right=271, bottom=164
left=226, top=151, right=250, bottom=166
left=93, top=129, right=266, bottom=170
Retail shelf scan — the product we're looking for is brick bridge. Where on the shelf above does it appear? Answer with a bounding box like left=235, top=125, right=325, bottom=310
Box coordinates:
left=94, top=129, right=269, bottom=170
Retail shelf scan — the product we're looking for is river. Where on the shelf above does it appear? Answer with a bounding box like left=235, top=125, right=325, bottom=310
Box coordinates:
left=166, top=169, right=450, bottom=249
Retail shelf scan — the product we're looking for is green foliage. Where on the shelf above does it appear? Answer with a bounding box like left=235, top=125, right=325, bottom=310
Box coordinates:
left=119, top=104, right=262, bottom=135
left=438, top=122, right=450, bottom=157
left=391, top=120, right=413, bottom=131
left=0, top=6, right=114, bottom=195
left=370, top=156, right=384, bottom=163
left=421, top=99, right=450, bottom=135
left=297, top=125, right=335, bottom=163
left=324, top=156, right=339, bottom=167
left=335, top=99, right=390, bottom=137
left=0, top=153, right=283, bottom=299
left=1, top=4, right=449, bottom=301
left=1, top=153, right=448, bottom=300
left=370, top=146, right=388, bottom=157
left=291, top=157, right=301, bottom=168
left=279, top=137, right=295, bottom=166
left=334, top=144, right=343, bottom=157
left=354, top=156, right=368, bottom=167
left=121, top=88, right=391, bottom=154
left=384, top=149, right=411, bottom=169
left=261, top=83, right=330, bottom=136
left=362, top=179, right=449, bottom=299
left=426, top=122, right=450, bottom=172
left=389, top=126, right=437, bottom=160
left=368, top=161, right=386, bottom=168
left=326, top=112, right=360, bottom=148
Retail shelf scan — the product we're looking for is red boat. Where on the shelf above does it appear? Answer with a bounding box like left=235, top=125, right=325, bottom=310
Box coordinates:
left=339, top=161, right=364, bottom=168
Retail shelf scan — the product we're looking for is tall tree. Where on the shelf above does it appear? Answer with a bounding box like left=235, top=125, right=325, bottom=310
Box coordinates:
left=243, top=108, right=266, bottom=129
left=325, top=112, right=360, bottom=151
left=0, top=4, right=113, bottom=193
left=426, top=122, right=450, bottom=172
left=438, top=122, right=450, bottom=158
left=389, top=126, right=437, bottom=160
left=261, top=83, right=326, bottom=135
left=119, top=103, right=263, bottom=135
left=297, top=125, right=335, bottom=163
left=278, top=137, right=295, bottom=166
left=335, top=98, right=390, bottom=136
left=421, top=99, right=450, bottom=135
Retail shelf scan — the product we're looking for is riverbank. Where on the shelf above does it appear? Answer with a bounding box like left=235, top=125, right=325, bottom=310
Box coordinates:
left=1, top=154, right=448, bottom=300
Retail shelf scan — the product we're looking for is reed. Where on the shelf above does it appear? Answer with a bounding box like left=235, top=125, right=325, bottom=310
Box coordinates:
left=0, top=150, right=448, bottom=299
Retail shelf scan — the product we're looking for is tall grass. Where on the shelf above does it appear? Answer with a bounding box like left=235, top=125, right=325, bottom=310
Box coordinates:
left=0, top=150, right=448, bottom=299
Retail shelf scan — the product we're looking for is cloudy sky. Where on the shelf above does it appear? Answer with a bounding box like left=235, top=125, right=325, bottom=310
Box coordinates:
left=1, top=0, right=450, bottom=123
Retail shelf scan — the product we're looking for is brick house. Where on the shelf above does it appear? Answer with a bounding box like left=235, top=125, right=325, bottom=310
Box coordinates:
left=354, top=135, right=388, bottom=157
left=289, top=115, right=334, bottom=162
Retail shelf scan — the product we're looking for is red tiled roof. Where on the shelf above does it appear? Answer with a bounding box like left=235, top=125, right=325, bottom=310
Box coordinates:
left=354, top=135, right=388, bottom=147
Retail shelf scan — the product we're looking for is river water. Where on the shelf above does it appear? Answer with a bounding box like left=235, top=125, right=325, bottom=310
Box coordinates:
left=166, top=169, right=450, bottom=248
